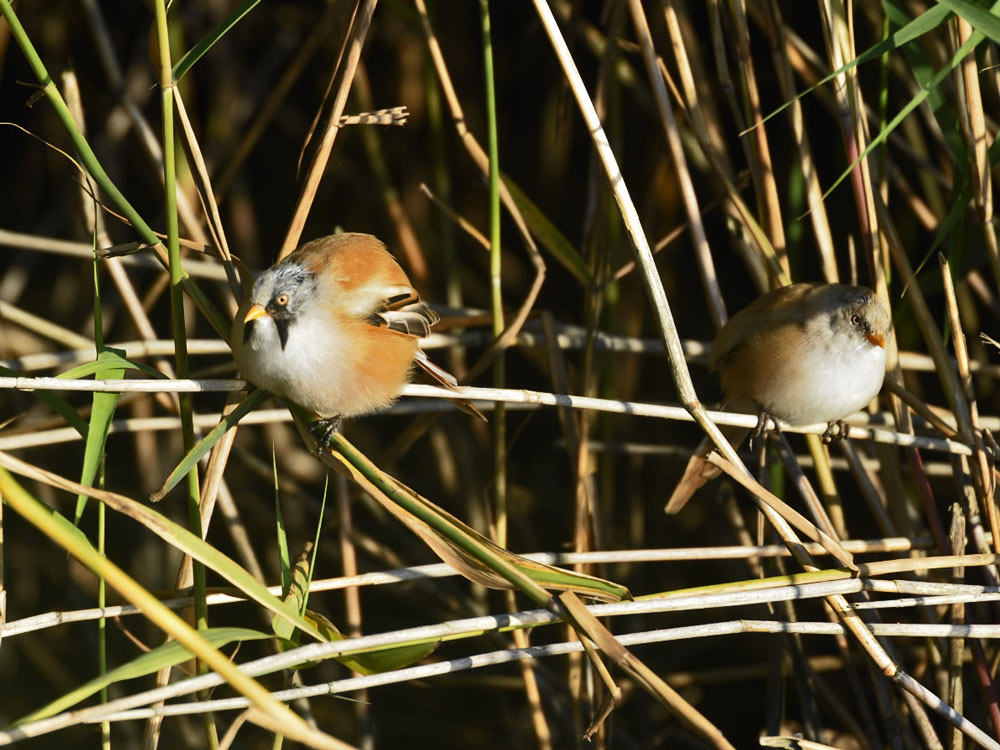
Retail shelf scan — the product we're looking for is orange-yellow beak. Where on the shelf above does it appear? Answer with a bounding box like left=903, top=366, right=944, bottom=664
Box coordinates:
left=867, top=331, right=886, bottom=349
left=243, top=303, right=268, bottom=324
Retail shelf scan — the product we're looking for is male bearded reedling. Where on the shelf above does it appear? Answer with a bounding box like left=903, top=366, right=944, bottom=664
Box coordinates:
left=665, top=283, right=891, bottom=514
left=231, top=233, right=481, bottom=441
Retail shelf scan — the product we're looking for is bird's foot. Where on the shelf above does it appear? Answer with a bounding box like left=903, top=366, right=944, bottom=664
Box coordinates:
left=309, top=415, right=344, bottom=450
left=822, top=420, right=850, bottom=444
left=749, top=411, right=778, bottom=451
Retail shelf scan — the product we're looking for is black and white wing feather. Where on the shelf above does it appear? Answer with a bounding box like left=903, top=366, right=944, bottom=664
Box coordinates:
left=366, top=285, right=440, bottom=338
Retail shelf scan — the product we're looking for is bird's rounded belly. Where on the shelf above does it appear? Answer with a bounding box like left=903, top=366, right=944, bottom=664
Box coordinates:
left=236, top=319, right=344, bottom=416
left=238, top=317, right=416, bottom=418
left=269, top=346, right=352, bottom=417
left=758, top=346, right=886, bottom=426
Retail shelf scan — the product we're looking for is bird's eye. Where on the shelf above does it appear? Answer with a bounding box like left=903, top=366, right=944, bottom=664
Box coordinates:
left=851, top=314, right=862, bottom=326
left=275, top=293, right=289, bottom=307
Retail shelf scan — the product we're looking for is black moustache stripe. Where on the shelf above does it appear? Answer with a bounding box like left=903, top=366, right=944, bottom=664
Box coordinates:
left=243, top=319, right=255, bottom=345
left=275, top=318, right=290, bottom=350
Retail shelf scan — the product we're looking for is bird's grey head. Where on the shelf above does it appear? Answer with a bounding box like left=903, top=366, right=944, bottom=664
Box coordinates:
left=819, top=285, right=890, bottom=349
left=244, top=262, right=317, bottom=349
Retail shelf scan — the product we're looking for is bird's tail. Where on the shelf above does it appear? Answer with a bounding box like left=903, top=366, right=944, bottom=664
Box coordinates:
left=665, top=404, right=752, bottom=514
left=414, top=349, right=487, bottom=422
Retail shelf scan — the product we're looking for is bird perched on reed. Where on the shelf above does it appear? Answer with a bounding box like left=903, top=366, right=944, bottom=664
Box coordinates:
left=232, top=232, right=480, bottom=442
left=666, top=282, right=890, bottom=513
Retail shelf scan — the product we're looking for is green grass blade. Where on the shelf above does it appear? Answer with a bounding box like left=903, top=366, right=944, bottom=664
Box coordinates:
left=888, top=0, right=969, bottom=174
left=303, top=608, right=437, bottom=675
left=502, top=174, right=594, bottom=286
left=819, top=4, right=991, bottom=202
left=0, top=0, right=231, bottom=340
left=303, top=474, right=328, bottom=615
left=0, top=464, right=337, bottom=747
left=273, top=447, right=292, bottom=599
left=172, top=0, right=262, bottom=81
left=327, top=430, right=631, bottom=604
left=79, top=479, right=327, bottom=643
left=16, top=491, right=96, bottom=554
left=57, top=356, right=164, bottom=381
left=936, top=0, right=1000, bottom=44
left=272, top=547, right=306, bottom=643
left=756, top=3, right=951, bottom=129
left=274, top=555, right=437, bottom=672
left=910, top=183, right=974, bottom=281
left=0, top=364, right=88, bottom=438
left=74, top=348, right=126, bottom=524
left=150, top=388, right=269, bottom=501
left=16, top=627, right=271, bottom=724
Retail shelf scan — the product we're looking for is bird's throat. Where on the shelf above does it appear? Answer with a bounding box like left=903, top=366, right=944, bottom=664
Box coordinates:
left=243, top=316, right=292, bottom=351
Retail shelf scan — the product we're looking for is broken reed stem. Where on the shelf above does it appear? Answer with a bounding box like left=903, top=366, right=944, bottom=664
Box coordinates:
left=279, top=0, right=378, bottom=259
left=940, top=254, right=999, bottom=553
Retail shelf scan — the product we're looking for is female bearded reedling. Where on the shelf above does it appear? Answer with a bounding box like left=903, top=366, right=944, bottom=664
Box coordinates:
left=666, top=282, right=891, bottom=513
left=232, top=233, right=479, bottom=439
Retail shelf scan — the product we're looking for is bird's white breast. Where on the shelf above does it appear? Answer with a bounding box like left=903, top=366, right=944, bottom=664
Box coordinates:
left=757, top=325, right=887, bottom=426
left=235, top=310, right=354, bottom=417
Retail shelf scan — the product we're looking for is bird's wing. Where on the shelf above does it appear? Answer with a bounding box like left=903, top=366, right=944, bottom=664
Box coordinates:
left=366, top=285, right=440, bottom=338
left=709, top=283, right=818, bottom=371
left=364, top=282, right=487, bottom=421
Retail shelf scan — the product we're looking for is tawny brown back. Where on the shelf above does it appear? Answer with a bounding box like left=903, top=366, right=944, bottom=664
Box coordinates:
left=288, top=233, right=412, bottom=292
